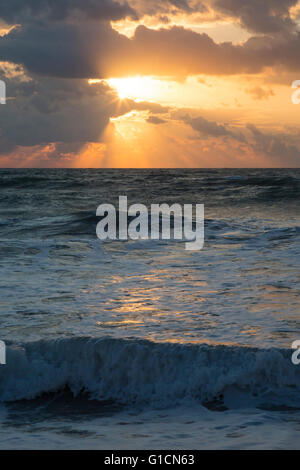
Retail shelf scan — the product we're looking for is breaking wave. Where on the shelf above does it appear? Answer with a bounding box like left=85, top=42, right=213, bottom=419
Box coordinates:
left=0, top=337, right=299, bottom=406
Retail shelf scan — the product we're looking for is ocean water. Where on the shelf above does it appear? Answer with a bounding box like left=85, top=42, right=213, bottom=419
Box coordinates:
left=0, top=168, right=299, bottom=449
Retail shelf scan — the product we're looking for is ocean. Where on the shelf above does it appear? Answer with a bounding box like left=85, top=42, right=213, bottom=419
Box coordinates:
left=0, top=168, right=299, bottom=449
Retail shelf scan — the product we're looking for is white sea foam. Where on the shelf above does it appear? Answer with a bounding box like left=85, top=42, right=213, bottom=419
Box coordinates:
left=0, top=337, right=299, bottom=405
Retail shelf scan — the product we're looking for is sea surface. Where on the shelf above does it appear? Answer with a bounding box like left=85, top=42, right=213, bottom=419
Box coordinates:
left=0, top=168, right=299, bottom=449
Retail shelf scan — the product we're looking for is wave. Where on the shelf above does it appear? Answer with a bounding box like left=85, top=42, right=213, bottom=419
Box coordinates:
left=0, top=171, right=87, bottom=189
left=0, top=209, right=230, bottom=239
left=1, top=209, right=299, bottom=249
left=0, top=174, right=49, bottom=189
left=1, top=169, right=299, bottom=195
left=0, top=337, right=299, bottom=406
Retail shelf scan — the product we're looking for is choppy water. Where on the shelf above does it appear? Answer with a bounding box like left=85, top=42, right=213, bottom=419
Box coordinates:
left=0, top=169, right=300, bottom=449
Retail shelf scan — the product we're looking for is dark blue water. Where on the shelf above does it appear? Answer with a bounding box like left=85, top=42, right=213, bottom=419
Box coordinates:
left=0, top=169, right=299, bottom=449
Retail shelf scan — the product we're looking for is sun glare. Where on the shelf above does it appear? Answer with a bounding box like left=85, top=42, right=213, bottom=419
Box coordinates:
left=107, top=76, right=167, bottom=101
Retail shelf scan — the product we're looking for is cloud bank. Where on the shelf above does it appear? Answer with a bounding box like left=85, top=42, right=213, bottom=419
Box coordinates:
left=0, top=0, right=299, bottom=166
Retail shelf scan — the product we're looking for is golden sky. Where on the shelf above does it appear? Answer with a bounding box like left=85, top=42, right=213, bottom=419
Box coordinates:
left=0, top=0, right=300, bottom=167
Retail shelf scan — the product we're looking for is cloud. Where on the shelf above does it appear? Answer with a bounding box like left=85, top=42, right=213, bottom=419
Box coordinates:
left=0, top=76, right=117, bottom=154
left=183, top=114, right=244, bottom=140
left=1, top=79, right=299, bottom=167
left=0, top=69, right=172, bottom=158
left=146, top=115, right=167, bottom=124
left=3, top=21, right=300, bottom=80
left=0, top=0, right=209, bottom=26
left=120, top=99, right=169, bottom=114
left=0, top=0, right=299, bottom=168
left=129, top=0, right=207, bottom=17
left=167, top=111, right=300, bottom=166
left=130, top=0, right=299, bottom=36
left=130, top=25, right=300, bottom=76
left=245, top=86, right=275, bottom=100
left=0, top=0, right=138, bottom=24
left=1, top=0, right=298, bottom=38
left=0, top=22, right=131, bottom=78
left=210, top=0, right=298, bottom=34
left=247, top=124, right=300, bottom=166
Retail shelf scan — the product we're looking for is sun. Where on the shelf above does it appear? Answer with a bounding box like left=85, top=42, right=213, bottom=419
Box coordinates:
left=107, top=76, right=166, bottom=101
left=90, top=76, right=177, bottom=104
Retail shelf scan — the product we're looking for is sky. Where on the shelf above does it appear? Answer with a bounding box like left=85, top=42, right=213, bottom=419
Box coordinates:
left=0, top=0, right=300, bottom=167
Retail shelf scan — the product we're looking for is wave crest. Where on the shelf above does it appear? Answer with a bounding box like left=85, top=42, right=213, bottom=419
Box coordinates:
left=0, top=337, right=299, bottom=406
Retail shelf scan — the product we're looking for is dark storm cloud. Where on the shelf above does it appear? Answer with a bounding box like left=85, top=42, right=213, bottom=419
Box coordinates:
left=3, top=22, right=300, bottom=80
left=0, top=0, right=137, bottom=24
left=0, top=76, right=116, bottom=153
left=0, top=22, right=130, bottom=78
left=130, top=25, right=300, bottom=76
left=133, top=0, right=298, bottom=35
left=0, top=71, right=170, bottom=154
left=128, top=0, right=207, bottom=17
left=210, top=0, right=298, bottom=34
left=1, top=0, right=298, bottom=37
left=0, top=0, right=208, bottom=26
